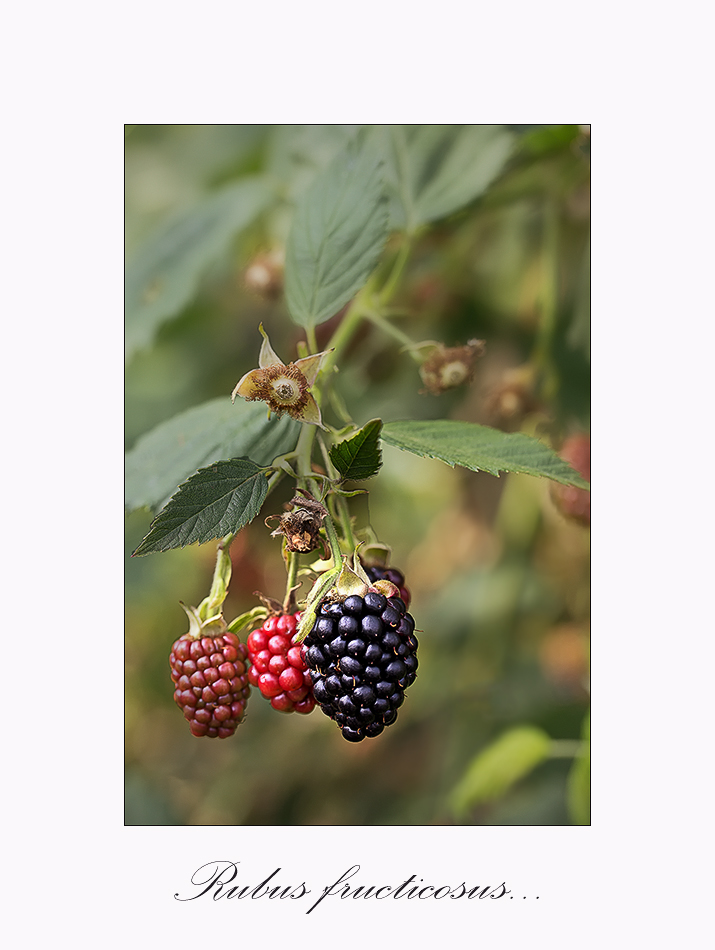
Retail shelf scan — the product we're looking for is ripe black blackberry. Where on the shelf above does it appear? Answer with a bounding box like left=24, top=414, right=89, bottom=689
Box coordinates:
left=362, top=564, right=411, bottom=609
left=301, top=591, right=418, bottom=742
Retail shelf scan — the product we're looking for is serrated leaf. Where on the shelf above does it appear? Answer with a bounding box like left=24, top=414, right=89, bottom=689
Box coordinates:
left=381, top=420, right=590, bottom=489
left=125, top=177, right=274, bottom=361
left=329, top=419, right=383, bottom=481
left=132, top=458, right=269, bottom=556
left=567, top=712, right=590, bottom=825
left=375, top=125, right=516, bottom=231
left=125, top=398, right=299, bottom=513
left=284, top=133, right=389, bottom=329
left=450, top=726, right=552, bottom=816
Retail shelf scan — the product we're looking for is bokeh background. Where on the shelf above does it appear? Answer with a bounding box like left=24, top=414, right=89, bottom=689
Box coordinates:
left=125, top=124, right=590, bottom=825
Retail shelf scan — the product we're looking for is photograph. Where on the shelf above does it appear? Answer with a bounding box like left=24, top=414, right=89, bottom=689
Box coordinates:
left=125, top=124, right=591, bottom=827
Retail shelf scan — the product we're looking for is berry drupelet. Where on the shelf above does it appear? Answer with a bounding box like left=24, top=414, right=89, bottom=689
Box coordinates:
left=170, top=631, right=251, bottom=738
left=301, top=590, right=418, bottom=742
left=246, top=613, right=316, bottom=714
left=362, top=564, right=411, bottom=609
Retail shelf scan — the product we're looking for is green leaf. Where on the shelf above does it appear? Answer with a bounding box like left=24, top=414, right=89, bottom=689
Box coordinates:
left=125, top=398, right=299, bottom=513
left=284, top=133, right=389, bottom=328
left=132, top=458, right=269, bottom=556
left=381, top=420, right=590, bottom=488
left=329, top=419, right=383, bottom=481
left=519, top=124, right=581, bottom=157
left=266, top=125, right=362, bottom=200
left=125, top=177, right=274, bottom=361
left=375, top=125, right=516, bottom=231
left=450, top=725, right=552, bottom=816
left=567, top=712, right=590, bottom=825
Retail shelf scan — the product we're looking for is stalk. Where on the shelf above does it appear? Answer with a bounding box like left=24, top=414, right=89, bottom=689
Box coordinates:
left=202, top=533, right=235, bottom=619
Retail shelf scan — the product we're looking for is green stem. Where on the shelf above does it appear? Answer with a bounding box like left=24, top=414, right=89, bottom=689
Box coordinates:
left=204, top=533, right=235, bottom=617
left=295, top=422, right=319, bottom=494
left=379, top=235, right=412, bottom=304
left=283, top=547, right=300, bottom=612
left=335, top=494, right=357, bottom=553
left=317, top=300, right=366, bottom=381
left=322, top=510, right=344, bottom=569
left=263, top=468, right=287, bottom=503
left=293, top=303, right=368, bottom=495
left=363, top=308, right=423, bottom=363
left=532, top=198, right=560, bottom=402
left=316, top=434, right=358, bottom=556
left=306, top=324, right=319, bottom=355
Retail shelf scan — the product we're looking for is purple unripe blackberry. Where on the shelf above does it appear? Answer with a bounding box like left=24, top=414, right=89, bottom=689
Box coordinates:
left=302, top=592, right=418, bottom=742
left=362, top=565, right=412, bottom=609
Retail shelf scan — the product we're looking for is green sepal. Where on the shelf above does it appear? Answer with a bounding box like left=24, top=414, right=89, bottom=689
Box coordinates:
left=295, top=564, right=342, bottom=643
left=179, top=601, right=227, bottom=639
left=334, top=556, right=370, bottom=599
left=227, top=606, right=269, bottom=635
left=357, top=541, right=392, bottom=569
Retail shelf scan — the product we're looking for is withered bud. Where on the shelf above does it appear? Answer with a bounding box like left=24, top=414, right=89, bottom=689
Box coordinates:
left=419, top=339, right=486, bottom=395
left=484, top=366, right=539, bottom=431
left=265, top=493, right=329, bottom=554
left=243, top=249, right=284, bottom=300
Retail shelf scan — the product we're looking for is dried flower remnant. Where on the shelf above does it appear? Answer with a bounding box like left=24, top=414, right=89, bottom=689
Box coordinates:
left=231, top=324, right=332, bottom=427
left=266, top=492, right=329, bottom=555
left=484, top=365, right=539, bottom=431
left=418, top=339, right=486, bottom=395
left=243, top=249, right=284, bottom=300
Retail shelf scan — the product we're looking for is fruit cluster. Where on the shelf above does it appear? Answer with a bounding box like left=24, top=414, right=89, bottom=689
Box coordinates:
left=170, top=631, right=251, bottom=738
left=246, top=613, right=315, bottom=714
left=302, top=590, right=418, bottom=742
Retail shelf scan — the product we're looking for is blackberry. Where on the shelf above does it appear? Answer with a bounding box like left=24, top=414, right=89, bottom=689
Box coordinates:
left=169, top=631, right=251, bottom=738
left=363, top=564, right=412, bottom=609
left=246, top=613, right=315, bottom=714
left=301, top=593, right=418, bottom=742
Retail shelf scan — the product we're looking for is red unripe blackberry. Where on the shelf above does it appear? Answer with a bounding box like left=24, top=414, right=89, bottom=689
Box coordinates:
left=363, top=564, right=412, bottom=609
left=169, top=631, right=251, bottom=738
left=246, top=613, right=316, bottom=714
left=550, top=433, right=590, bottom=527
left=302, top=591, right=418, bottom=742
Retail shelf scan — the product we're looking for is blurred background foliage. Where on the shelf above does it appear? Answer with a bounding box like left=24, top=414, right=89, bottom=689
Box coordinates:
left=125, top=124, right=590, bottom=826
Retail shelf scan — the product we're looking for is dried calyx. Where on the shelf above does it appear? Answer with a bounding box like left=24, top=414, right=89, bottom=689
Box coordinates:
left=231, top=324, right=332, bottom=427
left=265, top=491, right=329, bottom=555
left=417, top=339, right=486, bottom=395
